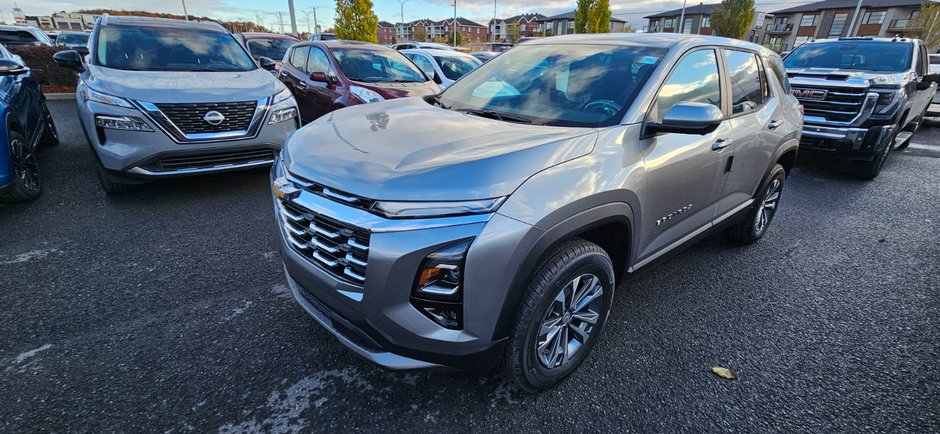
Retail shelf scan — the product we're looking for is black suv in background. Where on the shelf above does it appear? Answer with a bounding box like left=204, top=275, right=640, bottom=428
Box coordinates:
left=784, top=37, right=937, bottom=179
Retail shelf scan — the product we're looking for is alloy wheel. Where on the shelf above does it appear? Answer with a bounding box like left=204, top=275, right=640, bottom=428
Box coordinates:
left=10, top=137, right=40, bottom=193
left=754, top=178, right=781, bottom=234
left=535, top=273, right=604, bottom=369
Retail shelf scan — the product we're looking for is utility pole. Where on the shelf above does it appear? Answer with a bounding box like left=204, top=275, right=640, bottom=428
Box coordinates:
left=276, top=11, right=285, bottom=33
left=181, top=0, right=189, bottom=20
left=493, top=0, right=497, bottom=42
left=677, top=0, right=687, bottom=33
left=256, top=14, right=264, bottom=30
left=287, top=0, right=299, bottom=36
left=397, top=0, right=409, bottom=41
left=846, top=0, right=864, bottom=37
left=453, top=0, right=457, bottom=46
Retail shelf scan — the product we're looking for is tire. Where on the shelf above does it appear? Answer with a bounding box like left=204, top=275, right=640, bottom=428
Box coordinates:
left=95, top=161, right=137, bottom=194
left=0, top=130, right=42, bottom=202
left=502, top=239, right=615, bottom=392
left=38, top=101, right=59, bottom=149
left=727, top=163, right=786, bottom=244
left=851, top=139, right=891, bottom=180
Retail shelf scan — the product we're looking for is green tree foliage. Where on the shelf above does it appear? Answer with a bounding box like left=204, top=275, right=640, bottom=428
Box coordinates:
left=710, top=0, right=755, bottom=39
left=334, top=0, right=379, bottom=43
left=413, top=25, right=427, bottom=42
left=908, top=3, right=940, bottom=51
left=575, top=0, right=591, bottom=33
left=507, top=23, right=522, bottom=43
left=587, top=0, right=612, bottom=33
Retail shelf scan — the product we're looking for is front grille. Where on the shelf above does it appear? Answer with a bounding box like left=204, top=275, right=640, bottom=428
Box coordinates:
left=795, top=88, right=867, bottom=123
left=288, top=173, right=376, bottom=212
left=278, top=200, right=370, bottom=284
left=155, top=101, right=257, bottom=134
left=148, top=148, right=276, bottom=172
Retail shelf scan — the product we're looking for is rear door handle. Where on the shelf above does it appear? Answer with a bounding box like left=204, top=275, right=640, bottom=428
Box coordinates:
left=768, top=120, right=784, bottom=130
left=712, top=138, right=733, bottom=151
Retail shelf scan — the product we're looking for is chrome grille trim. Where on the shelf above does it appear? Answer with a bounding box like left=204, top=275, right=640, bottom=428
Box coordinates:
left=132, top=97, right=271, bottom=144
left=277, top=199, right=371, bottom=285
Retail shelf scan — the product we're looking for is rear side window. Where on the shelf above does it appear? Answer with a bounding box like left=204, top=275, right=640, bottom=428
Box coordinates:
left=0, top=30, right=40, bottom=45
left=306, top=47, right=330, bottom=74
left=652, top=49, right=721, bottom=123
left=724, top=49, right=763, bottom=114
left=290, top=47, right=308, bottom=70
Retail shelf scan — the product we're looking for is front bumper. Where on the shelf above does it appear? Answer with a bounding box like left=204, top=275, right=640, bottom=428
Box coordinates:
left=273, top=171, right=536, bottom=371
left=78, top=98, right=298, bottom=177
left=799, top=123, right=896, bottom=161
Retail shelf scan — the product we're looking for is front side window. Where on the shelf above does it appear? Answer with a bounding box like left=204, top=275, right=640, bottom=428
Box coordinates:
left=56, top=33, right=89, bottom=46
left=439, top=44, right=668, bottom=127
left=95, top=25, right=256, bottom=71
left=784, top=41, right=913, bottom=73
left=332, top=47, right=427, bottom=83
left=246, top=38, right=296, bottom=61
left=0, top=30, right=42, bottom=45
left=409, top=53, right=436, bottom=77
left=306, top=47, right=330, bottom=74
left=651, top=49, right=721, bottom=123
left=724, top=50, right=764, bottom=114
left=434, top=54, right=482, bottom=80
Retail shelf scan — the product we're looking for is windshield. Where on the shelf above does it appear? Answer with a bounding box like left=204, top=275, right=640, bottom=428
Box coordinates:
left=246, top=38, right=296, bottom=60
left=332, top=47, right=427, bottom=83
left=57, top=33, right=88, bottom=45
left=437, top=44, right=667, bottom=127
left=95, top=25, right=256, bottom=72
left=784, top=41, right=913, bottom=72
left=434, top=54, right=482, bottom=80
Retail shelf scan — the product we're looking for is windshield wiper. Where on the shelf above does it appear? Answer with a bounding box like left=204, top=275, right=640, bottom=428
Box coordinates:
left=457, top=108, right=532, bottom=124
left=429, top=95, right=450, bottom=110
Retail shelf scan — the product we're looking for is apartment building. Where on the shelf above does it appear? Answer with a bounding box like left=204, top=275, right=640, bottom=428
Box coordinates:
left=395, top=17, right=489, bottom=44
left=488, top=13, right=546, bottom=42
left=21, top=12, right=99, bottom=31
left=645, top=3, right=769, bottom=43
left=762, top=0, right=934, bottom=53
left=536, top=11, right=627, bottom=36
left=378, top=21, right=395, bottom=44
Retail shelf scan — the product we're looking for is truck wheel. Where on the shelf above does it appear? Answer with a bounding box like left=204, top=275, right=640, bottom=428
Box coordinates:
left=0, top=131, right=42, bottom=202
left=728, top=164, right=786, bottom=244
left=502, top=239, right=615, bottom=392
left=851, top=141, right=891, bottom=180
left=95, top=161, right=137, bottom=194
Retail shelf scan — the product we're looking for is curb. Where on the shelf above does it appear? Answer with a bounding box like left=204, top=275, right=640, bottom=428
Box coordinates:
left=44, top=93, right=76, bottom=100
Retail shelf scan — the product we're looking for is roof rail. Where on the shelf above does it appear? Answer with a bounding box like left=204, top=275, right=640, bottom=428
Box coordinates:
left=837, top=36, right=873, bottom=40
left=101, top=13, right=109, bottom=26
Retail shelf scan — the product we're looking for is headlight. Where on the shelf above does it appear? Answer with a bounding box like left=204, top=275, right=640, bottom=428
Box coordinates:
left=272, top=86, right=294, bottom=105
left=372, top=197, right=505, bottom=219
left=95, top=115, right=153, bottom=131
left=80, top=83, right=133, bottom=108
left=269, top=107, right=297, bottom=124
left=411, top=238, right=473, bottom=330
left=874, top=90, right=902, bottom=114
left=349, top=85, right=385, bottom=104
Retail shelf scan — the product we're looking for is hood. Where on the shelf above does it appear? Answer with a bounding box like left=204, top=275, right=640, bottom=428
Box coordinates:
left=355, top=81, right=441, bottom=99
left=283, top=97, right=597, bottom=201
left=787, top=68, right=908, bottom=88
left=84, top=65, right=282, bottom=103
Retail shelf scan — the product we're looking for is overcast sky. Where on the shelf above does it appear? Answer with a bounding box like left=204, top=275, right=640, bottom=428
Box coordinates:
left=1, top=0, right=817, bottom=31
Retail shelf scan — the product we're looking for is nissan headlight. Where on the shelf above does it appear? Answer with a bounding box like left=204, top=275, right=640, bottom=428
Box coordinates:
left=350, top=85, right=385, bottom=104
left=79, top=82, right=133, bottom=108
left=372, top=197, right=505, bottom=219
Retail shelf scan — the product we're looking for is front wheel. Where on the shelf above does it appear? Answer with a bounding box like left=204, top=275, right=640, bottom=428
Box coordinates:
left=0, top=131, right=42, bottom=202
left=502, top=239, right=615, bottom=392
left=727, top=163, right=786, bottom=244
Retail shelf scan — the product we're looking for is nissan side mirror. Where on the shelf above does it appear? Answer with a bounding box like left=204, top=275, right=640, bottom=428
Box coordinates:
left=647, top=102, right=724, bottom=135
left=52, top=50, right=84, bottom=71
left=310, top=71, right=328, bottom=82
left=0, top=59, right=29, bottom=76
left=258, top=56, right=276, bottom=71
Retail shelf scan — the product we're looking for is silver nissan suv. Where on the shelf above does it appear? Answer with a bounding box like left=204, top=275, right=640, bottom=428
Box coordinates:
left=272, top=34, right=802, bottom=391
left=53, top=14, right=299, bottom=193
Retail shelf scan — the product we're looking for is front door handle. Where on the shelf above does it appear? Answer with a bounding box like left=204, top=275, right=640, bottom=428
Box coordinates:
left=712, top=138, right=733, bottom=151
left=297, top=82, right=308, bottom=90
left=768, top=120, right=784, bottom=130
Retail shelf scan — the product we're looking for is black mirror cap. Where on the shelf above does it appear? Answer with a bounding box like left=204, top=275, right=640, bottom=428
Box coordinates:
left=258, top=56, right=276, bottom=71
left=52, top=50, right=84, bottom=71
left=74, top=46, right=90, bottom=56
left=432, top=72, right=443, bottom=85
left=648, top=102, right=724, bottom=135
left=0, top=59, right=28, bottom=76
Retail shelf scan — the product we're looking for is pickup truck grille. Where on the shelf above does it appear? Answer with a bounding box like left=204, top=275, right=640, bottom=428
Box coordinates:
left=793, top=87, right=867, bottom=123
left=278, top=199, right=370, bottom=285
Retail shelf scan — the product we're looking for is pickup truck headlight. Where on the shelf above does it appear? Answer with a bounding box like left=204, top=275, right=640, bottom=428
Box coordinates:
left=350, top=85, right=385, bottom=104
left=874, top=90, right=903, bottom=114
left=372, top=197, right=505, bottom=219
left=79, top=83, right=133, bottom=109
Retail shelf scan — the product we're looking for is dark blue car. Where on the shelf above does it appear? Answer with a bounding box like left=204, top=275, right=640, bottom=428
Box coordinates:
left=0, top=44, right=58, bottom=202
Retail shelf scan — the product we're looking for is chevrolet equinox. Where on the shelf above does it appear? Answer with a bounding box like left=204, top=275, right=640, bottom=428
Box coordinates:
left=272, top=34, right=802, bottom=391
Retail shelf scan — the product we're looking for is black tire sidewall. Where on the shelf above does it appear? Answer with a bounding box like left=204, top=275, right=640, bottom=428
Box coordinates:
left=5, top=130, right=41, bottom=200
left=749, top=165, right=786, bottom=240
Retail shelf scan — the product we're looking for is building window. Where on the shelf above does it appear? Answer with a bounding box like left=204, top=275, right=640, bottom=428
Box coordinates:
left=664, top=18, right=675, bottom=28
left=911, top=10, right=920, bottom=20
left=862, top=11, right=886, bottom=25
left=701, top=16, right=710, bottom=28
left=681, top=18, right=693, bottom=33
left=793, top=36, right=811, bottom=47
left=829, top=13, right=848, bottom=36
left=799, top=14, right=817, bottom=27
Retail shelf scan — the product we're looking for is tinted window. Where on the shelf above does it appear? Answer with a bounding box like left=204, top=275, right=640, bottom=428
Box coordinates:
left=652, top=49, right=721, bottom=123
left=434, top=54, right=482, bottom=80
left=930, top=55, right=940, bottom=65
left=784, top=41, right=913, bottom=72
left=409, top=54, right=436, bottom=76
left=95, top=26, right=255, bottom=71
left=56, top=33, right=89, bottom=45
left=246, top=38, right=296, bottom=61
left=289, top=46, right=308, bottom=70
left=439, top=44, right=668, bottom=128
left=332, top=47, right=427, bottom=83
left=0, top=30, right=41, bottom=45
left=306, top=47, right=330, bottom=74
left=724, top=50, right=763, bottom=114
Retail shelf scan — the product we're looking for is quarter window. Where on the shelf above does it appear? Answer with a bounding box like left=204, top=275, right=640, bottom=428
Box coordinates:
left=724, top=49, right=764, bottom=114
left=290, top=47, right=308, bottom=70
left=652, top=49, right=721, bottom=123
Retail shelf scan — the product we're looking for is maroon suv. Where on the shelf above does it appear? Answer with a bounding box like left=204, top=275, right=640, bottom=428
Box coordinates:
left=278, top=40, right=441, bottom=123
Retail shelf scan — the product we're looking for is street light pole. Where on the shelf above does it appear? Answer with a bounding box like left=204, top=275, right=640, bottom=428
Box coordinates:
left=677, top=0, right=687, bottom=33
left=492, top=0, right=496, bottom=43
left=181, top=0, right=189, bottom=20
left=453, top=0, right=457, bottom=46
left=287, top=0, right=299, bottom=36
left=846, top=0, right=864, bottom=37
left=397, top=0, right=409, bottom=41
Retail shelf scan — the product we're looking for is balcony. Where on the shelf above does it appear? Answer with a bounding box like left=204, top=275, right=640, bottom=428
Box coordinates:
left=765, top=23, right=793, bottom=33
left=888, top=19, right=911, bottom=30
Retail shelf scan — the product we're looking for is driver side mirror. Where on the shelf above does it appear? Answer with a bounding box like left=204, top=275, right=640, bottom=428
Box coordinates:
left=74, top=46, right=90, bottom=56
left=52, top=50, right=84, bottom=71
left=431, top=71, right=442, bottom=85
left=258, top=56, right=276, bottom=71
left=647, top=102, right=724, bottom=135
left=0, top=59, right=29, bottom=76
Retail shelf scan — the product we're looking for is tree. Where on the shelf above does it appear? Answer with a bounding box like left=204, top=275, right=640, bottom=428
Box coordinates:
left=710, top=0, right=755, bottom=39
left=622, top=23, right=636, bottom=33
left=334, top=0, right=379, bottom=43
left=587, top=0, right=612, bottom=33
left=908, top=3, right=940, bottom=51
left=575, top=0, right=591, bottom=33
left=413, top=25, right=427, bottom=42
left=506, top=22, right=522, bottom=43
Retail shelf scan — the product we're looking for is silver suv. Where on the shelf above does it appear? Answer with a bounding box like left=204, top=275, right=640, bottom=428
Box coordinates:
left=53, top=15, right=299, bottom=193
left=272, top=34, right=802, bottom=390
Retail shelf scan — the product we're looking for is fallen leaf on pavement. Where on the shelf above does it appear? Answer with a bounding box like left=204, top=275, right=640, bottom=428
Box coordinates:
left=711, top=366, right=738, bottom=380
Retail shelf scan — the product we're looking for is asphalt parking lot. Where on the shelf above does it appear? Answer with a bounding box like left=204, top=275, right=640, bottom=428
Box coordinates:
left=1, top=100, right=938, bottom=432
